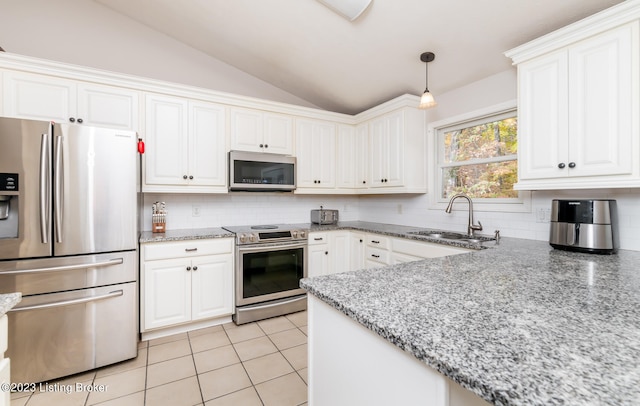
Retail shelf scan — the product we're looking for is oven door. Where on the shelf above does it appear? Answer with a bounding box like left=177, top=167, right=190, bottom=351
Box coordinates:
left=236, top=241, right=307, bottom=307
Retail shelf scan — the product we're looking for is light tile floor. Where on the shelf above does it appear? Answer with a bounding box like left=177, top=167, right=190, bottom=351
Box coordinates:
left=10, top=311, right=308, bottom=406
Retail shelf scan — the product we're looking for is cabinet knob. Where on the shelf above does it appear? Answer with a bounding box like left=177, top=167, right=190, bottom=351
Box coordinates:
left=324, top=251, right=328, bottom=255
left=264, top=144, right=269, bottom=148
left=568, top=162, right=576, bottom=168
left=77, top=118, right=83, bottom=124
left=359, top=239, right=363, bottom=243
left=183, top=175, right=188, bottom=179
left=558, top=163, right=566, bottom=169
left=189, top=175, right=194, bottom=180
left=193, top=266, right=198, bottom=271
left=362, top=180, right=366, bottom=184
left=186, top=266, right=191, bottom=271
left=69, top=117, right=75, bottom=123
left=259, top=144, right=264, bottom=148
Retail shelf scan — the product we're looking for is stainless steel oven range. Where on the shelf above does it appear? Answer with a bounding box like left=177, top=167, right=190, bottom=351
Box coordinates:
left=222, top=224, right=308, bottom=324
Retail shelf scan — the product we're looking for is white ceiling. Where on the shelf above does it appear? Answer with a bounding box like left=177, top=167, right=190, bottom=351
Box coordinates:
left=96, top=0, right=623, bottom=115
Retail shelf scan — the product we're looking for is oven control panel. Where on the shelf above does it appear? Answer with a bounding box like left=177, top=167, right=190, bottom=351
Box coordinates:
left=237, top=229, right=307, bottom=244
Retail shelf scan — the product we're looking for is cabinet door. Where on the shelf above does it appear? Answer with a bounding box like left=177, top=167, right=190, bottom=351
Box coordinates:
left=230, top=108, right=263, bottom=153
left=355, top=124, right=369, bottom=189
left=2, top=70, right=76, bottom=122
left=369, top=112, right=404, bottom=187
left=329, top=231, right=350, bottom=274
left=349, top=232, right=366, bottom=271
left=191, top=255, right=233, bottom=320
left=308, top=243, right=330, bottom=277
left=144, top=94, right=189, bottom=186
left=385, top=111, right=404, bottom=186
left=517, top=51, right=569, bottom=180
left=296, top=119, right=336, bottom=188
left=369, top=116, right=387, bottom=187
left=336, top=125, right=356, bottom=189
left=567, top=23, right=635, bottom=178
left=189, top=101, right=226, bottom=187
left=263, top=112, right=293, bottom=155
left=143, top=258, right=191, bottom=330
left=77, top=83, right=139, bottom=131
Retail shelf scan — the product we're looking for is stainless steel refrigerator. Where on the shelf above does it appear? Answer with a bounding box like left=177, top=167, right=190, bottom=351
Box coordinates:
left=0, top=117, right=138, bottom=383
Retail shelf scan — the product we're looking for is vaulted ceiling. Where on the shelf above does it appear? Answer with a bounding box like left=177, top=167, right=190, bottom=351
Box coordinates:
left=96, top=0, right=623, bottom=114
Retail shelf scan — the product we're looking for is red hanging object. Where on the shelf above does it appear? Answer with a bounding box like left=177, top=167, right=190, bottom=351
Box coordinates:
left=137, top=138, right=145, bottom=154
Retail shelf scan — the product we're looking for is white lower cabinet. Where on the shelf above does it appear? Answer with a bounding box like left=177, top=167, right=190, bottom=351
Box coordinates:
left=308, top=231, right=351, bottom=277
left=309, top=230, right=471, bottom=276
left=141, top=238, right=233, bottom=333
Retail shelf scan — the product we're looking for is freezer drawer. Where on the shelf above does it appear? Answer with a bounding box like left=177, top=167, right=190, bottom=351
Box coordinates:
left=0, top=251, right=137, bottom=296
left=6, top=282, right=137, bottom=383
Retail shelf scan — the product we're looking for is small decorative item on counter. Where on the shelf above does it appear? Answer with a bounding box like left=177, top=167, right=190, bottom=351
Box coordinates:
left=152, top=201, right=166, bottom=233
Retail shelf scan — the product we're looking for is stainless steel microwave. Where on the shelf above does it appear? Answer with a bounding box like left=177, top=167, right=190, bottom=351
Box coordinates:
left=229, top=151, right=296, bottom=191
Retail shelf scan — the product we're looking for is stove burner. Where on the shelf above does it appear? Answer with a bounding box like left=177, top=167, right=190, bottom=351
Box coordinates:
left=250, top=225, right=278, bottom=230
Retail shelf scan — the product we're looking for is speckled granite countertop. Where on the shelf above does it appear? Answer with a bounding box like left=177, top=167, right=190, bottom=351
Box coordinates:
left=0, top=292, right=21, bottom=317
left=301, top=237, right=640, bottom=406
left=139, top=227, right=234, bottom=243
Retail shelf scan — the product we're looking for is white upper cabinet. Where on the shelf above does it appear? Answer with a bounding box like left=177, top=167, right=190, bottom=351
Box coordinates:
left=230, top=107, right=293, bottom=155
left=365, top=107, right=426, bottom=193
left=336, top=123, right=369, bottom=190
left=144, top=93, right=226, bottom=193
left=507, top=3, right=640, bottom=190
left=295, top=118, right=336, bottom=190
left=2, top=70, right=139, bottom=130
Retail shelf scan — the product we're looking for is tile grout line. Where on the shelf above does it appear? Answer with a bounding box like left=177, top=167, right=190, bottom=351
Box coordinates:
left=186, top=332, right=206, bottom=406
left=224, top=322, right=267, bottom=405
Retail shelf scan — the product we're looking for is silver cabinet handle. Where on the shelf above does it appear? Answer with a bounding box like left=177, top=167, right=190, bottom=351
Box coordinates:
left=1, top=258, right=124, bottom=275
left=10, top=290, right=123, bottom=312
left=54, top=134, right=64, bottom=243
left=39, top=131, right=51, bottom=243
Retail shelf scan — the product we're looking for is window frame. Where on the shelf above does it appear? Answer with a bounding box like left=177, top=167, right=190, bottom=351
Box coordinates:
left=427, top=100, right=531, bottom=213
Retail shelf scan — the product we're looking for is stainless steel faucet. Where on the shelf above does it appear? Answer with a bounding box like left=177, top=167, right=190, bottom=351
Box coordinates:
left=445, top=193, right=483, bottom=237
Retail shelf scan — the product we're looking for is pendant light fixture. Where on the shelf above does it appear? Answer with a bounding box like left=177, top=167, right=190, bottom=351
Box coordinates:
left=419, top=52, right=437, bottom=109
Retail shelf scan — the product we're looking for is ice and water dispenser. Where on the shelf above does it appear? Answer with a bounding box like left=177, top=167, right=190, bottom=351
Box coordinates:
left=0, top=173, right=19, bottom=239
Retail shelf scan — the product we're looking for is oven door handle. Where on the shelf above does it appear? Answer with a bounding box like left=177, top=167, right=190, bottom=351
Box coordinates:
left=9, top=290, right=123, bottom=312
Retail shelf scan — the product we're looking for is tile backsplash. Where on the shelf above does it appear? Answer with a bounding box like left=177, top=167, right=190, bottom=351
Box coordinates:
left=143, top=189, right=640, bottom=251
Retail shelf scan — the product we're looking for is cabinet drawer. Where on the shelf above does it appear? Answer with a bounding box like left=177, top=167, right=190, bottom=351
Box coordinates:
left=308, top=232, right=329, bottom=245
left=365, top=247, right=389, bottom=265
left=366, top=234, right=389, bottom=249
left=143, top=238, right=233, bottom=261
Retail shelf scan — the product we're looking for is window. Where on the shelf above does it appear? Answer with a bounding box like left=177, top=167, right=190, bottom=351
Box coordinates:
left=428, top=100, right=530, bottom=212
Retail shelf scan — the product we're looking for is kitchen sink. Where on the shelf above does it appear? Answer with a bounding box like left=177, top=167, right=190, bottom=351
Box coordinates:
left=408, top=230, right=495, bottom=243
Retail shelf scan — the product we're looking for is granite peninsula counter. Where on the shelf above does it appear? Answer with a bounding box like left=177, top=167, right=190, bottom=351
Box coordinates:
left=301, top=237, right=640, bottom=406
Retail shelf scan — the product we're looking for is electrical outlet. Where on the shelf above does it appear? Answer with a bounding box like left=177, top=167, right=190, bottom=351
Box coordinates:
left=536, top=208, right=545, bottom=223
left=192, top=205, right=201, bottom=217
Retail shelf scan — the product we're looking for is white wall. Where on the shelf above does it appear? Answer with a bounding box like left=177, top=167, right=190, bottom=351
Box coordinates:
left=142, top=194, right=359, bottom=230
left=0, top=0, right=318, bottom=108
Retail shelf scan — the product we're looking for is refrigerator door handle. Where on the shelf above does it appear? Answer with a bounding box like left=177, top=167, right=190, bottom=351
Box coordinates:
left=9, top=290, right=124, bottom=312
left=54, top=134, right=63, bottom=243
left=39, top=131, right=51, bottom=244
left=0, top=257, right=124, bottom=275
